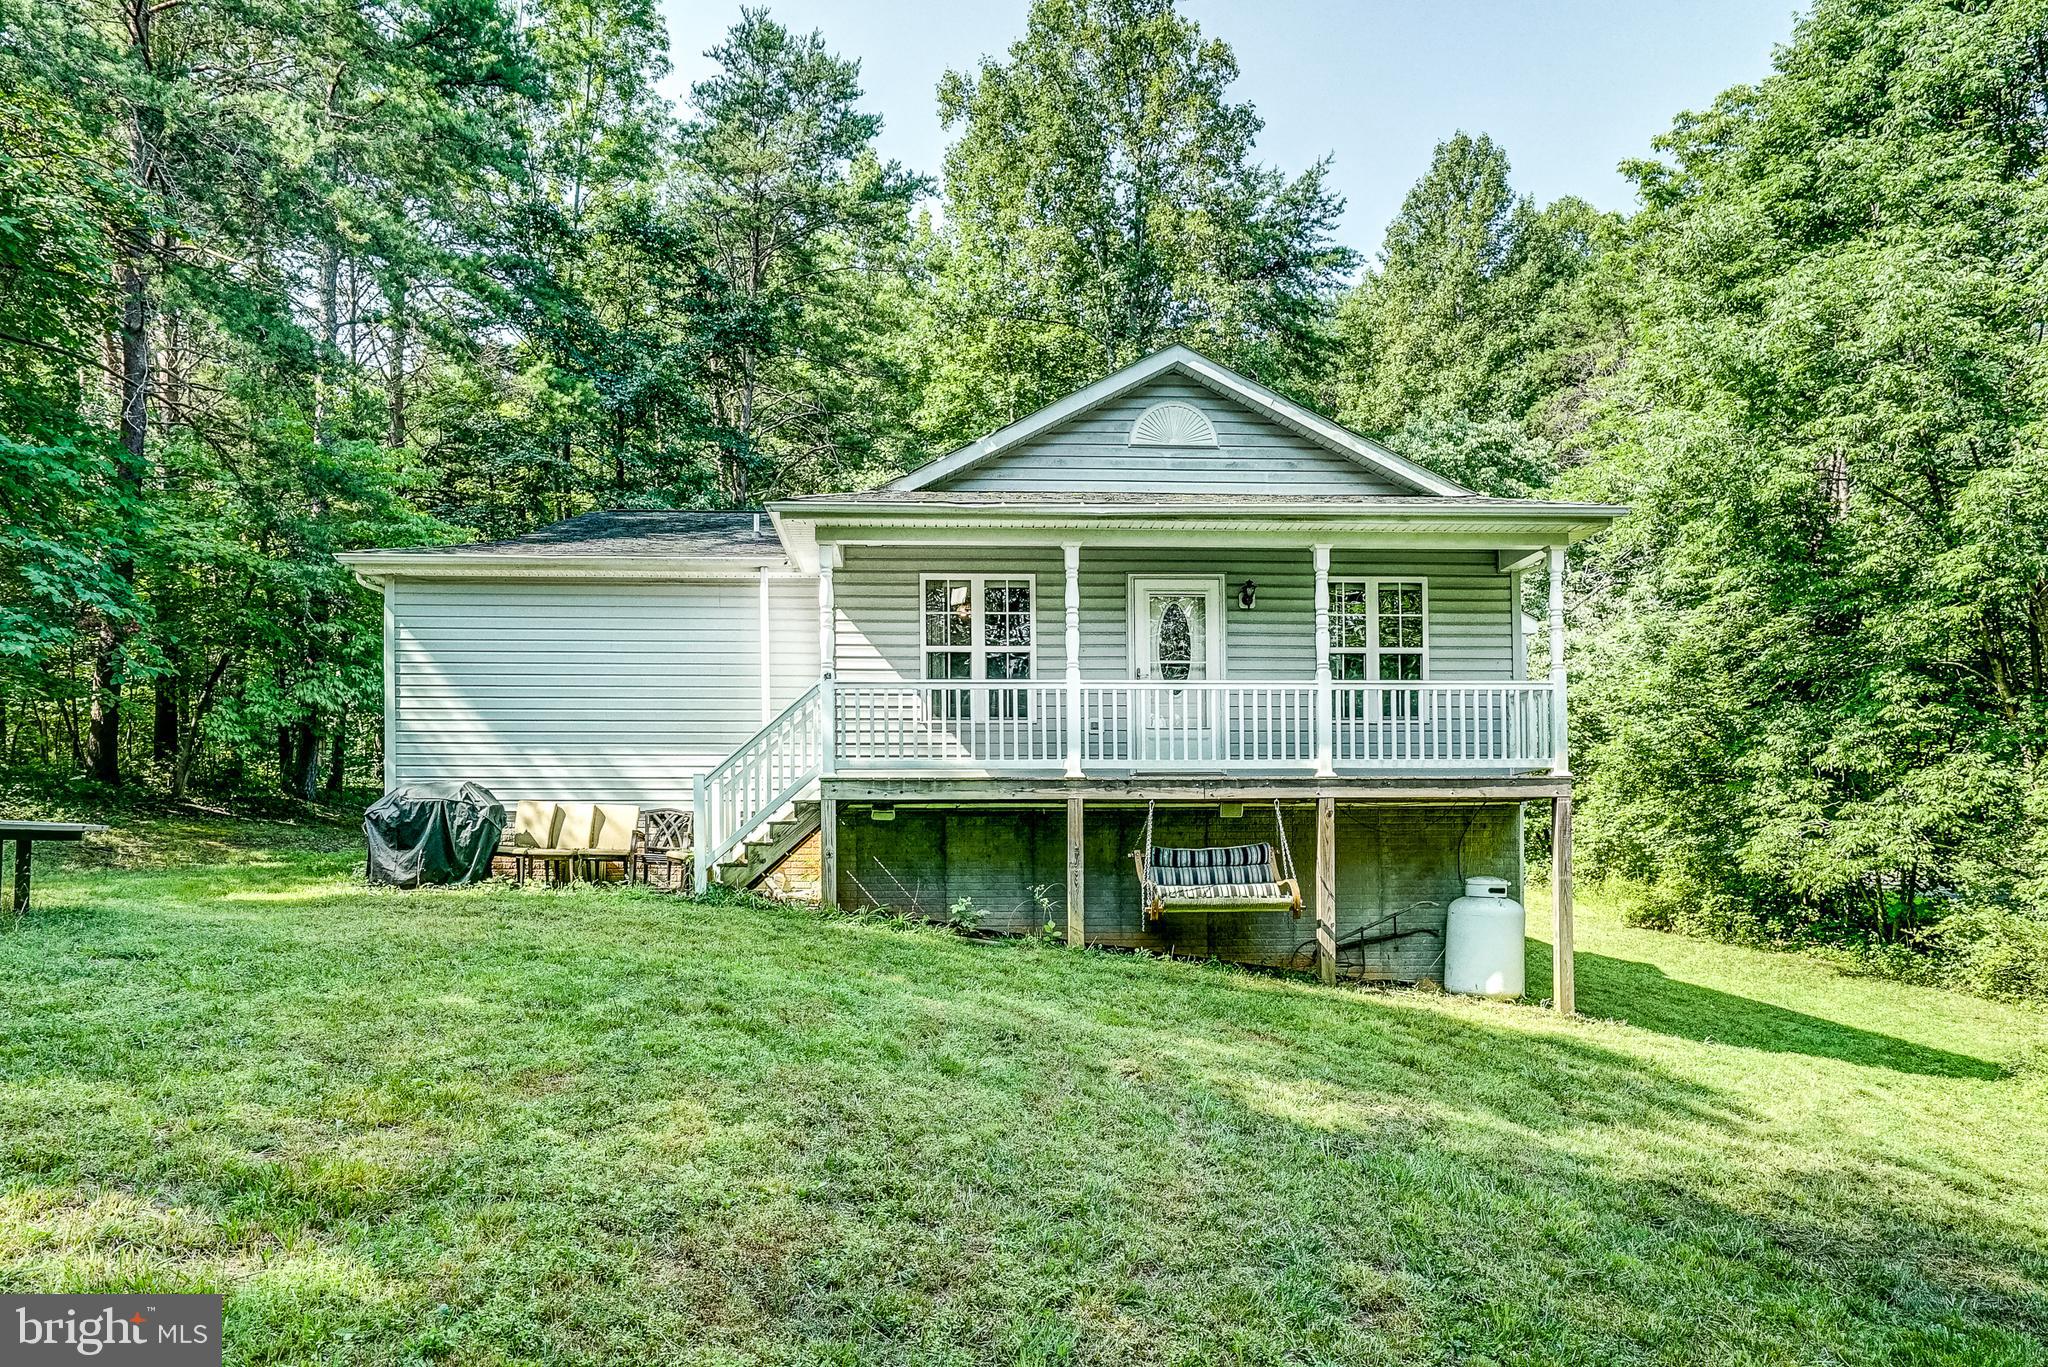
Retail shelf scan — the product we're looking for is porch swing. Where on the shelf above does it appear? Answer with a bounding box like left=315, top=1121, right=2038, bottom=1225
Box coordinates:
left=1132, top=800, right=1304, bottom=922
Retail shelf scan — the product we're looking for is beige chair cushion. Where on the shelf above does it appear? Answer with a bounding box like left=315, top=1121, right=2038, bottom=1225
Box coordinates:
left=590, top=804, right=639, bottom=855
left=553, top=802, right=598, bottom=851
left=503, top=799, right=560, bottom=849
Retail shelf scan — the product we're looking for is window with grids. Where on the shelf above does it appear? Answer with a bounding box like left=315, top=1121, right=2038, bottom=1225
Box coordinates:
left=1329, top=579, right=1426, bottom=680
left=922, top=576, right=1034, bottom=681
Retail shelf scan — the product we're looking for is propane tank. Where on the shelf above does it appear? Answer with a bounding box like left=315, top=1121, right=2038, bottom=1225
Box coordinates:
left=1445, top=875, right=1526, bottom=998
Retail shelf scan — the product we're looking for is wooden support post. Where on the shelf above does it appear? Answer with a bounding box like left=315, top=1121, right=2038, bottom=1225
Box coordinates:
left=1552, top=793, right=1575, bottom=1015
left=1315, top=796, right=1336, bottom=985
left=11, top=838, right=28, bottom=917
left=1065, top=796, right=1084, bottom=946
left=818, top=797, right=839, bottom=910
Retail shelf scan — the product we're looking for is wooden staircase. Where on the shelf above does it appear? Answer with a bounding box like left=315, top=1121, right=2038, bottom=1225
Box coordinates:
left=693, top=684, right=823, bottom=894
left=711, top=799, right=820, bottom=890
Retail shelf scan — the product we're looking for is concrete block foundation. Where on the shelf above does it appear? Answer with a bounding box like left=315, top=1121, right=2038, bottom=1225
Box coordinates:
left=833, top=801, right=1524, bottom=981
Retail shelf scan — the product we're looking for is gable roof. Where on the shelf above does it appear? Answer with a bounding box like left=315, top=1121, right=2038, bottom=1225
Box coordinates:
left=887, top=345, right=1471, bottom=498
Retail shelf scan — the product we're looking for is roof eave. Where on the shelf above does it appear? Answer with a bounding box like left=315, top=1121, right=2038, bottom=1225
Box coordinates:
left=768, top=500, right=1627, bottom=572
left=335, top=550, right=792, bottom=584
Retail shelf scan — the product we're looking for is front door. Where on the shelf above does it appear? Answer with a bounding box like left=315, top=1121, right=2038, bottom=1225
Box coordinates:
left=1129, top=577, right=1223, bottom=762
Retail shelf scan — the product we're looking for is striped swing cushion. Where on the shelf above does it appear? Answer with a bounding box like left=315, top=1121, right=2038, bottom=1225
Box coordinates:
left=1146, top=843, right=1284, bottom=901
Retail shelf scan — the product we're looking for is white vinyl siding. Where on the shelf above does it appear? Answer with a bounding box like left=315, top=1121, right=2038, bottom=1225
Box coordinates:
left=383, top=550, right=1513, bottom=800
left=934, top=375, right=1411, bottom=495
left=833, top=547, right=1513, bottom=683
left=388, top=578, right=815, bottom=805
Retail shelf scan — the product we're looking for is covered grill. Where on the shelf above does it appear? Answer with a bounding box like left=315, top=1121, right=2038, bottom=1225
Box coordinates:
left=364, top=781, right=506, bottom=886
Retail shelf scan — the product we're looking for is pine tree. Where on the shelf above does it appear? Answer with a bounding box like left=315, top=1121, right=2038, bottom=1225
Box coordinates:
left=918, top=0, right=1352, bottom=447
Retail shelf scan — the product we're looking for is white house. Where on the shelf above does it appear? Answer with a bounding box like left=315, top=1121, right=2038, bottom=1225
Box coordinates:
left=341, top=347, right=1623, bottom=1004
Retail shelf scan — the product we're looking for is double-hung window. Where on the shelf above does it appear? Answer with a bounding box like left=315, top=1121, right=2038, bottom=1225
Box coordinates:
left=922, top=575, right=1034, bottom=716
left=1330, top=579, right=1427, bottom=717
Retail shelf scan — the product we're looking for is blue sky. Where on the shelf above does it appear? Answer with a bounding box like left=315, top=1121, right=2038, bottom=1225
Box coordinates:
left=656, top=0, right=1800, bottom=254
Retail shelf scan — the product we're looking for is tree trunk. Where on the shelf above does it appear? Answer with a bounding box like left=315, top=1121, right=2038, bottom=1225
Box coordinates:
left=87, top=617, right=122, bottom=783
left=278, top=720, right=319, bottom=801
left=297, top=722, right=320, bottom=801
left=326, top=723, right=345, bottom=796
left=96, top=0, right=163, bottom=787
left=315, top=240, right=340, bottom=448
left=385, top=283, right=408, bottom=449
left=91, top=261, right=152, bottom=785
left=327, top=727, right=346, bottom=796
left=152, top=676, right=179, bottom=761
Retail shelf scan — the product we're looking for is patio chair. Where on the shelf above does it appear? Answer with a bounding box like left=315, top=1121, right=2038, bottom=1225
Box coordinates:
left=499, top=800, right=562, bottom=885
left=632, top=808, right=693, bottom=889
left=581, top=804, right=640, bottom=883
left=525, top=801, right=595, bottom=886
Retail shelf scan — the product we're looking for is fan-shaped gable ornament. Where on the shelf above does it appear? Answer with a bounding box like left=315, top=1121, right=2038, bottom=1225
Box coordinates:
left=1129, top=401, right=1218, bottom=447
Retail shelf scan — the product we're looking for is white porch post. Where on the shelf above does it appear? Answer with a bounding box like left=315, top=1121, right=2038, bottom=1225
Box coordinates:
left=1313, top=544, right=1335, bottom=777
left=1547, top=543, right=1569, bottom=776
left=818, top=546, right=837, bottom=778
left=1063, top=542, right=1082, bottom=778
left=757, top=566, right=773, bottom=724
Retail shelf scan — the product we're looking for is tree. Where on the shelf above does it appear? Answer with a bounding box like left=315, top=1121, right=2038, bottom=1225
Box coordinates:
left=918, top=0, right=1353, bottom=446
left=0, top=0, right=535, bottom=792
left=1565, top=0, right=2048, bottom=948
left=0, top=83, right=136, bottom=764
left=1333, top=133, right=1613, bottom=450
left=673, top=8, right=925, bottom=503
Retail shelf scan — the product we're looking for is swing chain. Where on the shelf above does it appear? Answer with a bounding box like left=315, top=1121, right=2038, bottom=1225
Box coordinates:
left=1272, top=799, right=1298, bottom=883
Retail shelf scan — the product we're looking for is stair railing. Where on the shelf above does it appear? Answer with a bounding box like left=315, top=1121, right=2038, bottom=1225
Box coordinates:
left=693, top=683, right=824, bottom=894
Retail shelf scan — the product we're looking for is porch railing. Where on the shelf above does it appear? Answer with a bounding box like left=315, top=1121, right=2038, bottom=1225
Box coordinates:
left=835, top=682, right=1070, bottom=768
left=694, top=682, right=823, bottom=893
left=1330, top=681, right=1557, bottom=770
left=828, top=679, right=1557, bottom=774
left=1080, top=682, right=1317, bottom=769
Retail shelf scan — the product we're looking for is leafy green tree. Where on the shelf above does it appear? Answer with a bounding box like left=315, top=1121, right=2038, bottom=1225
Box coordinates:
left=1566, top=0, right=2048, bottom=952
left=919, top=0, right=1353, bottom=445
left=0, top=85, right=135, bottom=760
left=0, top=0, right=534, bottom=791
left=1334, top=133, right=1613, bottom=452
left=674, top=8, right=926, bottom=503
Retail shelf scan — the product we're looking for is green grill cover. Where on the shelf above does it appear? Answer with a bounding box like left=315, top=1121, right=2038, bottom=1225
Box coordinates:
left=364, top=781, right=506, bottom=886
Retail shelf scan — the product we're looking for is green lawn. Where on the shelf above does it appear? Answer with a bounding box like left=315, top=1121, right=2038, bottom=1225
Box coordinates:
left=2, top=815, right=2046, bottom=1366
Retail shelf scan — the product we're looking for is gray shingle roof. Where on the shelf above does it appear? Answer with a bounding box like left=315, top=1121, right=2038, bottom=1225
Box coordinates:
left=390, top=510, right=786, bottom=558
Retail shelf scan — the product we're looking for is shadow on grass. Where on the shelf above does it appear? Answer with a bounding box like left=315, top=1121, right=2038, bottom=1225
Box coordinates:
left=1557, top=945, right=2003, bottom=1080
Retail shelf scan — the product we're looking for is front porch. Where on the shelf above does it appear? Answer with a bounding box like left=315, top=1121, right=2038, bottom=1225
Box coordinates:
left=813, top=539, right=1575, bottom=780
left=829, top=677, right=1561, bottom=775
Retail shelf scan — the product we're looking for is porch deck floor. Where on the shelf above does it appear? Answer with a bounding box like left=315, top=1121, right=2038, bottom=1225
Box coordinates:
left=821, top=773, right=1570, bottom=803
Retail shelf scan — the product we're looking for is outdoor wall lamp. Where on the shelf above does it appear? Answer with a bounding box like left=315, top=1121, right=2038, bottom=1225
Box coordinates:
left=1238, top=579, right=1257, bottom=609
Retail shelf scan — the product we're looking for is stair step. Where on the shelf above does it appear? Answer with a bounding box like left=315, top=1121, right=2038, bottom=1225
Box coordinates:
left=706, top=798, right=823, bottom=892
